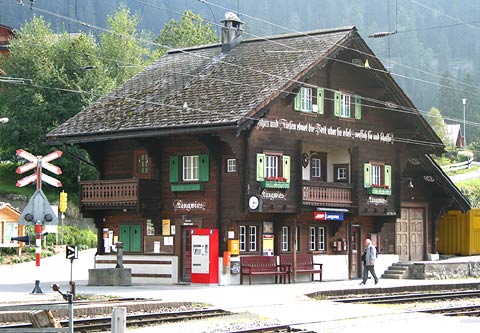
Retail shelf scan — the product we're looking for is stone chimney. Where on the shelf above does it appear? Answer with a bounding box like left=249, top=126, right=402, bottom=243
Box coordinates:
left=221, top=12, right=244, bottom=53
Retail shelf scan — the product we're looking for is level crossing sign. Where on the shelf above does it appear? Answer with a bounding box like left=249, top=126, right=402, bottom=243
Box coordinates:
left=66, top=245, right=78, bottom=260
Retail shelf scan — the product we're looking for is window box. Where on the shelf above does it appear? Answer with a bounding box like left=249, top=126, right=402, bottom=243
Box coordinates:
left=260, top=180, right=290, bottom=189
left=171, top=183, right=204, bottom=192
left=367, top=187, right=392, bottom=196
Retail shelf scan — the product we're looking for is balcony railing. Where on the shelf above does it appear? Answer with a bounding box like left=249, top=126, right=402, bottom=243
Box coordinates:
left=80, top=179, right=161, bottom=211
left=303, top=182, right=353, bottom=206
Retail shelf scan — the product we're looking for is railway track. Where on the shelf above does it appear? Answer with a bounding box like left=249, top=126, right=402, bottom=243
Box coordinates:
left=419, top=305, right=480, bottom=317
left=335, top=289, right=480, bottom=304
left=0, top=308, right=230, bottom=332
left=224, top=325, right=316, bottom=333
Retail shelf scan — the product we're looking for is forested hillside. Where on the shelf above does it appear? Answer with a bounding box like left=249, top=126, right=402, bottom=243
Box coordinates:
left=1, top=0, right=480, bottom=141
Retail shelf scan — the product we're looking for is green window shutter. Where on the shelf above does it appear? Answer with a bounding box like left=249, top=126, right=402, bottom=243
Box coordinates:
left=282, top=155, right=291, bottom=182
left=363, top=163, right=371, bottom=188
left=169, top=156, right=179, bottom=183
left=334, top=91, right=341, bottom=117
left=384, top=165, right=391, bottom=188
left=256, top=153, right=265, bottom=181
left=354, top=95, right=362, bottom=120
left=317, top=88, right=324, bottom=115
left=294, top=90, right=301, bottom=111
left=199, top=154, right=209, bottom=181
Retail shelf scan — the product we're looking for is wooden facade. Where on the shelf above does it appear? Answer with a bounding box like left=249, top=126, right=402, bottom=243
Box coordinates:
left=47, top=22, right=470, bottom=283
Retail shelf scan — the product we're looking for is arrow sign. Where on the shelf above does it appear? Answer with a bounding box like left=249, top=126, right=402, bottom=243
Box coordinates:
left=66, top=245, right=78, bottom=260
left=42, top=161, right=62, bottom=175
left=41, top=173, right=62, bottom=187
left=16, top=174, right=37, bottom=187
left=16, top=161, right=37, bottom=174
left=43, top=150, right=63, bottom=163
left=16, top=149, right=37, bottom=163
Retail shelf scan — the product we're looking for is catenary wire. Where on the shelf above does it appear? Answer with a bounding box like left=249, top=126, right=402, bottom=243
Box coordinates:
left=198, top=0, right=480, bottom=94
left=4, top=1, right=476, bottom=149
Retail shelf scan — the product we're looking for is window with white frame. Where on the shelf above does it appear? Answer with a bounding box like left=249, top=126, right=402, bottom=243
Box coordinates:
left=249, top=226, right=257, bottom=251
left=309, top=226, right=326, bottom=251
left=311, top=158, right=322, bottom=178
left=341, top=94, right=351, bottom=118
left=337, top=167, right=347, bottom=180
left=239, top=226, right=246, bottom=251
left=300, top=87, right=312, bottom=112
left=226, top=158, right=236, bottom=173
left=371, top=164, right=382, bottom=186
left=265, top=155, right=279, bottom=178
left=183, top=155, right=199, bottom=181
left=281, top=226, right=289, bottom=252
left=295, top=226, right=300, bottom=252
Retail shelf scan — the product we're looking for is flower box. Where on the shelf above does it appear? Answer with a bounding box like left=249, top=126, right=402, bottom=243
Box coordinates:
left=260, top=180, right=290, bottom=189
left=367, top=187, right=391, bottom=196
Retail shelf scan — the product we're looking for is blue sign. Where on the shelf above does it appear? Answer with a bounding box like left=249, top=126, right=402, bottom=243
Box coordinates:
left=314, top=211, right=344, bottom=221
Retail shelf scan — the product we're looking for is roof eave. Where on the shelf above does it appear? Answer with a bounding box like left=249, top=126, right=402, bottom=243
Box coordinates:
left=46, top=123, right=238, bottom=145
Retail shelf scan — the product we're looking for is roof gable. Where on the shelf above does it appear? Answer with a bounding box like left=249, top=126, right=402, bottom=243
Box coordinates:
left=47, top=27, right=354, bottom=143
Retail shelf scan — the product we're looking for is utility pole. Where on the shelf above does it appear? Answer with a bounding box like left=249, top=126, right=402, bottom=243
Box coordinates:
left=462, top=98, right=467, bottom=147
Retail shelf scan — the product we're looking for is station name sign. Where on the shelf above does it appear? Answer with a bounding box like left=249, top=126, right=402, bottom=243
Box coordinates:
left=257, top=118, right=394, bottom=144
left=173, top=200, right=206, bottom=212
left=314, top=211, right=344, bottom=221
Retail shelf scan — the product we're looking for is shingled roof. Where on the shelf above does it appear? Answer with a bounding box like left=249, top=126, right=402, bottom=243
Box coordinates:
left=46, top=26, right=355, bottom=143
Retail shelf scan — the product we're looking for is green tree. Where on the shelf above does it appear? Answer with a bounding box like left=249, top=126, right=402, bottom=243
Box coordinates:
left=154, top=10, right=219, bottom=57
left=437, top=71, right=460, bottom=123
left=427, top=107, right=450, bottom=148
left=98, top=4, right=154, bottom=85
left=0, top=16, right=111, bottom=189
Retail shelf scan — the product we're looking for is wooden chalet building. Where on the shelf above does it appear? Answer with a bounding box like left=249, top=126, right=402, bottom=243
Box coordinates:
left=0, top=24, right=13, bottom=75
left=47, top=14, right=470, bottom=284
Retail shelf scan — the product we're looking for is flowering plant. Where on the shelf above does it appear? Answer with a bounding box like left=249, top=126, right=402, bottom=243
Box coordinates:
left=264, top=176, right=287, bottom=182
left=371, top=184, right=389, bottom=189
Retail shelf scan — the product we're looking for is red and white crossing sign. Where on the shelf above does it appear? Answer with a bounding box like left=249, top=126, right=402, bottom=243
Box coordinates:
left=16, top=149, right=63, bottom=188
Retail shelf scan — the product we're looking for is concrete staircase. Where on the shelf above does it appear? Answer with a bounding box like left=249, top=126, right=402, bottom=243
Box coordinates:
left=381, top=263, right=411, bottom=279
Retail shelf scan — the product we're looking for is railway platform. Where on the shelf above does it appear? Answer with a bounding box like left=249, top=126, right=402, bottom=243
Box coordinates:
left=1, top=249, right=480, bottom=332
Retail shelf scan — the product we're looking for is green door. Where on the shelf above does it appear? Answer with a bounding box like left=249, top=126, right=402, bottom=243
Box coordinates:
left=119, top=225, right=131, bottom=251
left=119, top=224, right=142, bottom=252
left=130, top=225, right=141, bottom=252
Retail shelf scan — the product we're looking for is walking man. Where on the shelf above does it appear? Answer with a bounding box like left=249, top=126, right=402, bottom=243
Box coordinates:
left=360, top=238, right=378, bottom=285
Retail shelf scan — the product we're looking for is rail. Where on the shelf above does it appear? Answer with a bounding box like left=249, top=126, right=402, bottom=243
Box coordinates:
left=302, top=183, right=352, bottom=205
left=80, top=179, right=138, bottom=207
left=441, top=158, right=473, bottom=172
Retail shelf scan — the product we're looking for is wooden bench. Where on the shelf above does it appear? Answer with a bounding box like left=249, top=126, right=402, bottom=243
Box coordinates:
left=280, top=254, right=323, bottom=281
left=240, top=256, right=290, bottom=285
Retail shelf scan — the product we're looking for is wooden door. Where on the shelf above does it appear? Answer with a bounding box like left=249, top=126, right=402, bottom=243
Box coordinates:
left=181, top=227, right=194, bottom=282
left=119, top=225, right=131, bottom=251
left=396, top=207, right=424, bottom=261
left=130, top=225, right=142, bottom=252
left=119, top=224, right=142, bottom=252
left=350, top=225, right=361, bottom=278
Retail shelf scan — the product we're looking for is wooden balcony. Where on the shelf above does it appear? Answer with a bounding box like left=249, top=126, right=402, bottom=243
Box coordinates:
left=303, top=182, right=353, bottom=207
left=80, top=179, right=162, bottom=212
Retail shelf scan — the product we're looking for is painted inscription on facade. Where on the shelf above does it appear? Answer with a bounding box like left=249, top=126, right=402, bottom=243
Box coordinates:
left=257, top=118, right=394, bottom=144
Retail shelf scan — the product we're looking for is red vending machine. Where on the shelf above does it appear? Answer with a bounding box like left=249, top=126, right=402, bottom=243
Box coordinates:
left=191, top=228, right=219, bottom=284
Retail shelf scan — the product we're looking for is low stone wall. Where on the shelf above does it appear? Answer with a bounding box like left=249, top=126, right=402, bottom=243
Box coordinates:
left=410, top=261, right=480, bottom=279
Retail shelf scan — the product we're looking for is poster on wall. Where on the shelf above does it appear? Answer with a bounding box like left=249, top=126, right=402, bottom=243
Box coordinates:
left=162, top=219, right=171, bottom=236
left=147, top=219, right=155, bottom=235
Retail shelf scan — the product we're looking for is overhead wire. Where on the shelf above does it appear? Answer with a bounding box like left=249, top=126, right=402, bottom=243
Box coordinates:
left=5, top=0, right=476, bottom=149
left=199, top=0, right=480, bottom=95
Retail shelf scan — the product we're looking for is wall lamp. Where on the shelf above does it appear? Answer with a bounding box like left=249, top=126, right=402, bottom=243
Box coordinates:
left=401, top=177, right=414, bottom=189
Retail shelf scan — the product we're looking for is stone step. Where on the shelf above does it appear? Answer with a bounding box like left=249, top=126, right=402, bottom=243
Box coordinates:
left=383, top=269, right=406, bottom=275
left=381, top=273, right=404, bottom=279
left=388, top=266, right=408, bottom=272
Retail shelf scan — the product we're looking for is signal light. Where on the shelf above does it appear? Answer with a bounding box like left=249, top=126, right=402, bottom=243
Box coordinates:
left=59, top=191, right=68, bottom=213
